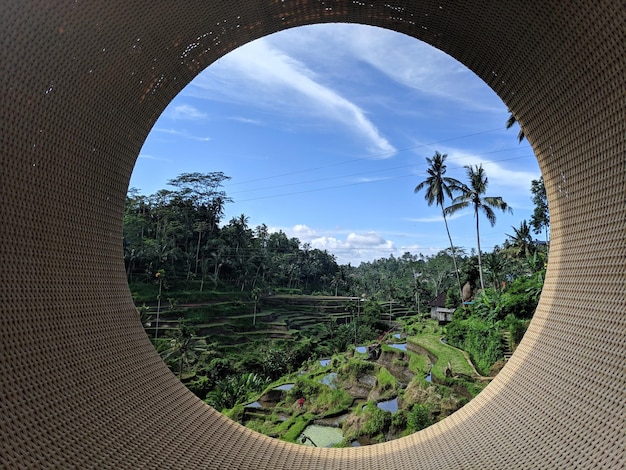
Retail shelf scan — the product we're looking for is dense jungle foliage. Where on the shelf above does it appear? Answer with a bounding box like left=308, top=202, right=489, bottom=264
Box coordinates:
left=126, top=167, right=548, bottom=445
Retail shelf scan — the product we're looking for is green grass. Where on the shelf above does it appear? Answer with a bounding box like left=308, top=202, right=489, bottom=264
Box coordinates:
left=407, top=352, right=428, bottom=375
left=376, top=366, right=398, bottom=396
left=408, top=334, right=475, bottom=378
left=281, top=414, right=314, bottom=442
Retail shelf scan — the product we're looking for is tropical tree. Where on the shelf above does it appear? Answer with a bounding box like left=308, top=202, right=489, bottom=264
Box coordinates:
left=168, top=172, right=232, bottom=277
left=445, top=164, right=512, bottom=291
left=160, top=320, right=208, bottom=379
left=251, top=287, right=261, bottom=326
left=482, top=251, right=507, bottom=291
left=506, top=220, right=535, bottom=259
left=414, top=151, right=464, bottom=304
left=205, top=373, right=270, bottom=411
left=506, top=110, right=525, bottom=143
left=530, top=177, right=550, bottom=246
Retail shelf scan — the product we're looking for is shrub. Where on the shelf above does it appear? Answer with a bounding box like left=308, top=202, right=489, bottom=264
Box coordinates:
left=205, top=373, right=270, bottom=411
left=391, top=410, right=407, bottom=429
left=310, top=387, right=353, bottom=415
left=282, top=415, right=313, bottom=442
left=288, top=376, right=323, bottom=401
left=445, top=317, right=503, bottom=376
left=500, top=273, right=544, bottom=319
left=361, top=404, right=392, bottom=436
left=502, top=314, right=529, bottom=349
left=406, top=403, right=432, bottom=433
left=339, top=358, right=374, bottom=380
left=262, top=346, right=292, bottom=380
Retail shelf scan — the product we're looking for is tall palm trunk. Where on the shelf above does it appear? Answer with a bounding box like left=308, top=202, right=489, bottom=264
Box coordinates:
left=194, top=230, right=202, bottom=275
left=442, top=209, right=464, bottom=303
left=475, top=207, right=485, bottom=291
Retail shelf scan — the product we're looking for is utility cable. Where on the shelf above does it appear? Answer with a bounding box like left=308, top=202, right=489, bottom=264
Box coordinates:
left=224, top=127, right=505, bottom=187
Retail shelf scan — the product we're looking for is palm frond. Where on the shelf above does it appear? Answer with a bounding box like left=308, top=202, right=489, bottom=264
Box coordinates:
left=480, top=205, right=497, bottom=226
left=444, top=201, right=469, bottom=215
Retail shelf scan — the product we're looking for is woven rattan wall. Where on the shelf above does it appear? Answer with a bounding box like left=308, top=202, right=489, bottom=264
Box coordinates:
left=1, top=1, right=624, bottom=468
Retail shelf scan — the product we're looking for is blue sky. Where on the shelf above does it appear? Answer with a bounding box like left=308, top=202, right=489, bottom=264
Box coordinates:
left=130, top=24, right=540, bottom=266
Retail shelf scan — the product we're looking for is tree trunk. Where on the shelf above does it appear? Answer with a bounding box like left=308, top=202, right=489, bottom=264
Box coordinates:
left=194, top=230, right=202, bottom=275
left=442, top=209, right=464, bottom=305
left=475, top=208, right=485, bottom=291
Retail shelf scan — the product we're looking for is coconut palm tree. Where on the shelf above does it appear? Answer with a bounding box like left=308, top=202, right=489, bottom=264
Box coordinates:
left=506, top=110, right=525, bottom=143
left=506, top=220, right=535, bottom=259
left=160, top=320, right=207, bottom=379
left=414, top=151, right=464, bottom=304
left=445, top=164, right=512, bottom=291
left=251, top=287, right=261, bottom=326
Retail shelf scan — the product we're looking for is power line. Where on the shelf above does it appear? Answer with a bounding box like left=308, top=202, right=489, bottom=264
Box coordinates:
left=234, top=154, right=535, bottom=203
left=224, top=127, right=505, bottom=187
left=228, top=146, right=528, bottom=196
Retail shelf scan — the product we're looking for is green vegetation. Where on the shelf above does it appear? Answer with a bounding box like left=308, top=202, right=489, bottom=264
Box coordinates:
left=127, top=160, right=546, bottom=446
left=375, top=367, right=398, bottom=397
left=360, top=403, right=392, bottom=437
left=445, top=318, right=502, bottom=375
left=406, top=403, right=433, bottom=433
left=408, top=334, right=475, bottom=378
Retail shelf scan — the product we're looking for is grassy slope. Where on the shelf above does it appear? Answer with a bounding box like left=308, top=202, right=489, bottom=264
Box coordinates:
left=408, top=334, right=476, bottom=378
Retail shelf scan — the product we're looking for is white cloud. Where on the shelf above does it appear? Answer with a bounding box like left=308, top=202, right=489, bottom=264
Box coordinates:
left=406, top=212, right=468, bottom=223
left=169, top=104, right=207, bottom=120
left=275, top=24, right=503, bottom=113
left=191, top=36, right=396, bottom=157
left=137, top=153, right=170, bottom=162
left=153, top=127, right=211, bottom=142
left=354, top=176, right=392, bottom=183
left=228, top=116, right=264, bottom=126
left=345, top=232, right=391, bottom=247
left=266, top=223, right=449, bottom=265
left=446, top=151, right=539, bottom=193
left=348, top=29, right=502, bottom=113
left=292, top=224, right=318, bottom=239
left=284, top=228, right=396, bottom=265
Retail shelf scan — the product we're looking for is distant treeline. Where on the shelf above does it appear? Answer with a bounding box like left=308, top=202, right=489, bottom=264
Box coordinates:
left=125, top=171, right=547, bottom=311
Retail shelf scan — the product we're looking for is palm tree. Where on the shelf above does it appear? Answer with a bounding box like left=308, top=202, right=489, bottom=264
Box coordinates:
left=414, top=151, right=464, bottom=304
left=506, top=220, right=535, bottom=259
left=506, top=110, right=525, bottom=143
left=445, top=164, right=512, bottom=291
left=530, top=177, right=550, bottom=247
left=251, top=287, right=261, bottom=326
left=483, top=251, right=507, bottom=290
left=160, top=321, right=207, bottom=379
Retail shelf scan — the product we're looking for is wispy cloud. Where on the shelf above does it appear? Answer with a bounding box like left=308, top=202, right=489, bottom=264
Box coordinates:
left=228, top=116, right=264, bottom=126
left=406, top=212, right=468, bottom=223
left=274, top=24, right=503, bottom=114
left=353, top=176, right=393, bottom=183
left=169, top=104, right=207, bottom=120
left=346, top=28, right=503, bottom=113
left=153, top=127, right=211, bottom=142
left=191, top=37, right=396, bottom=157
left=444, top=149, right=539, bottom=192
left=137, top=153, right=171, bottom=162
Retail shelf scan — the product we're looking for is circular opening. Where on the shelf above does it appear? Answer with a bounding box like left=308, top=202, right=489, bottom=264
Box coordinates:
left=3, top=2, right=623, bottom=468
left=126, top=24, right=544, bottom=447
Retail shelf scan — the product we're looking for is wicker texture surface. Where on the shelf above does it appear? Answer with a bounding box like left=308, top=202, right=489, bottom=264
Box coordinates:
left=1, top=1, right=624, bottom=468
